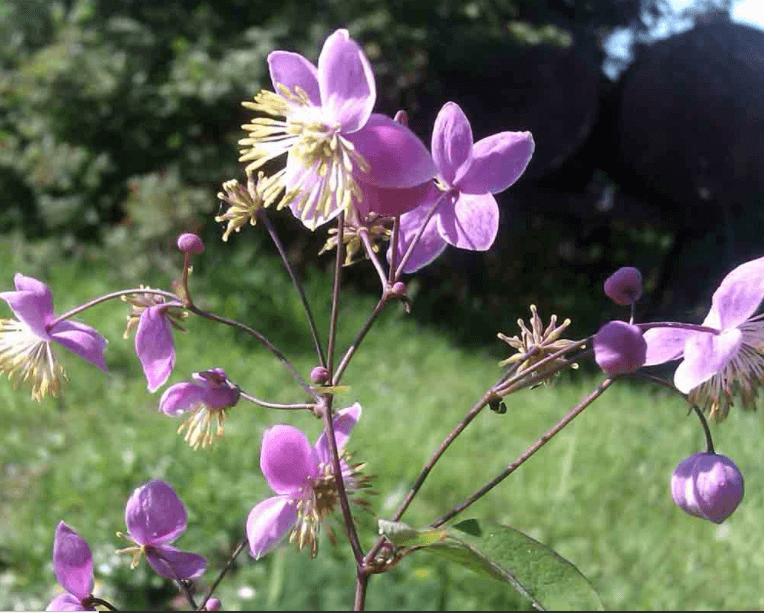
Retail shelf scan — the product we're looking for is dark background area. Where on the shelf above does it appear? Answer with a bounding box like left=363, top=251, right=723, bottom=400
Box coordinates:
left=1, top=0, right=762, bottom=348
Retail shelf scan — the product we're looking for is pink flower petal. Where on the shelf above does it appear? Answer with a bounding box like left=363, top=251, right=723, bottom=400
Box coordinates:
left=135, top=306, right=175, bottom=393
left=642, top=327, right=696, bottom=366
left=46, top=593, right=91, bottom=611
left=49, top=320, right=108, bottom=373
left=708, top=255, right=764, bottom=330
left=455, top=131, right=534, bottom=195
left=159, top=382, right=204, bottom=417
left=0, top=273, right=54, bottom=337
left=285, top=154, right=343, bottom=230
left=246, top=496, right=297, bottom=559
left=260, top=425, right=317, bottom=494
left=437, top=192, right=499, bottom=251
left=315, top=403, right=362, bottom=464
left=355, top=180, right=434, bottom=218
left=674, top=328, right=743, bottom=394
left=431, top=102, right=473, bottom=185
left=125, top=480, right=187, bottom=546
left=391, top=197, right=449, bottom=273
left=267, top=51, right=320, bottom=106
left=318, top=29, right=375, bottom=132
left=53, top=522, right=93, bottom=601
left=346, top=114, right=436, bottom=189
left=146, top=544, right=206, bottom=581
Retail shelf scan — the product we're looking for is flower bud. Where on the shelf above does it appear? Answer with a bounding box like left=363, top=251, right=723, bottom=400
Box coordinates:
left=390, top=281, right=406, bottom=297
left=671, top=452, right=744, bottom=523
left=593, top=320, right=646, bottom=376
left=203, top=598, right=221, bottom=611
left=604, top=267, right=642, bottom=306
left=310, top=365, right=330, bottom=385
left=177, top=233, right=205, bottom=254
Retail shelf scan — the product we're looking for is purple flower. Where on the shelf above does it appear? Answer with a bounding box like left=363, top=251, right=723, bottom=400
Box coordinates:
left=246, top=403, right=371, bottom=559
left=47, top=522, right=95, bottom=612
left=160, top=368, right=241, bottom=449
left=0, top=274, right=108, bottom=401
left=593, top=321, right=647, bottom=376
left=391, top=102, right=534, bottom=272
left=116, top=480, right=206, bottom=581
left=239, top=29, right=435, bottom=230
left=123, top=290, right=187, bottom=393
left=671, top=452, right=744, bottom=523
left=643, top=255, right=764, bottom=420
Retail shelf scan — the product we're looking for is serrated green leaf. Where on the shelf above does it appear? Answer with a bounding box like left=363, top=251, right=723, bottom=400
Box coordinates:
left=423, top=519, right=604, bottom=611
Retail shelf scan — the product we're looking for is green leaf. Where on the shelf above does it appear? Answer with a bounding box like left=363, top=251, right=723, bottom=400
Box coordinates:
left=413, top=519, right=603, bottom=611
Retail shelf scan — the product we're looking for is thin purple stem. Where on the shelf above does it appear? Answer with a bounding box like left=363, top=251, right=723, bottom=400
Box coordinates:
left=196, top=537, right=248, bottom=611
left=260, top=210, right=326, bottom=367
left=394, top=190, right=448, bottom=279
left=388, top=216, right=401, bottom=284
left=321, top=396, right=364, bottom=566
left=358, top=228, right=389, bottom=290
left=327, top=212, right=345, bottom=375
left=391, top=389, right=496, bottom=523
left=239, top=391, right=315, bottom=411
left=332, top=298, right=386, bottom=386
left=50, top=288, right=178, bottom=327
left=188, top=305, right=318, bottom=401
left=638, top=321, right=720, bottom=335
left=354, top=571, right=370, bottom=611
left=431, top=377, right=615, bottom=528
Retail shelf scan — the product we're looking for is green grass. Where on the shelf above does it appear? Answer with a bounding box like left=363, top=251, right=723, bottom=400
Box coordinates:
left=1, top=234, right=764, bottom=611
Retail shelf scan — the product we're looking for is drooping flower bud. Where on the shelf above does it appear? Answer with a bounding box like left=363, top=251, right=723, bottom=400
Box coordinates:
left=390, top=281, right=406, bottom=297
left=177, top=233, right=205, bottom=254
left=671, top=452, right=744, bottom=523
left=310, top=365, right=330, bottom=385
left=604, top=267, right=643, bottom=306
left=203, top=598, right=221, bottom=611
left=593, top=320, right=646, bottom=376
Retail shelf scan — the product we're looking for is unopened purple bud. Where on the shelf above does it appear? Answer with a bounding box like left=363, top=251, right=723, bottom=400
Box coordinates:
left=310, top=366, right=330, bottom=384
left=177, top=233, right=205, bottom=254
left=671, top=452, right=744, bottom=523
left=393, top=110, right=409, bottom=126
left=593, top=320, right=646, bottom=376
left=390, top=281, right=406, bottom=297
left=604, top=267, right=642, bottom=306
left=204, top=598, right=221, bottom=611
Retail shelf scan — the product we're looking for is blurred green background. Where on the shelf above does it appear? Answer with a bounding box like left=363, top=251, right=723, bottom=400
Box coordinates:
left=2, top=0, right=764, bottom=610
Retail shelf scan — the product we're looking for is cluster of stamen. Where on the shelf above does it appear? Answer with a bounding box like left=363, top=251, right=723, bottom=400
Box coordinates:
left=239, top=85, right=370, bottom=230
left=0, top=319, right=64, bottom=400
left=216, top=170, right=285, bottom=241
left=498, top=304, right=577, bottom=380
left=319, top=210, right=392, bottom=265
left=290, top=451, right=374, bottom=558
left=177, top=403, right=228, bottom=450
left=689, top=315, right=764, bottom=421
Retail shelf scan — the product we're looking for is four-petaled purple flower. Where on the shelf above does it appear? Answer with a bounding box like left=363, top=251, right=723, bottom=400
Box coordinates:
left=391, top=101, right=534, bottom=272
left=47, top=521, right=96, bottom=612
left=123, top=289, right=187, bottom=393
left=239, top=28, right=435, bottom=230
left=246, top=403, right=372, bottom=559
left=116, top=480, right=206, bottom=581
left=160, top=368, right=241, bottom=449
left=644, top=255, right=764, bottom=420
left=0, top=274, right=108, bottom=401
